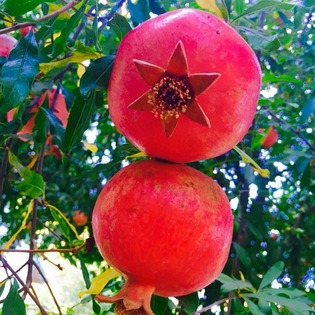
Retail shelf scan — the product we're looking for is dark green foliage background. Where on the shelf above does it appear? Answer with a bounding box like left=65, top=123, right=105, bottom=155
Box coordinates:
left=0, top=0, right=314, bottom=314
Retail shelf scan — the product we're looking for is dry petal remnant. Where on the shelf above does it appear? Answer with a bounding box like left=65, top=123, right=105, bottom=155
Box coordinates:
left=128, top=41, right=221, bottom=137
left=150, top=73, right=194, bottom=120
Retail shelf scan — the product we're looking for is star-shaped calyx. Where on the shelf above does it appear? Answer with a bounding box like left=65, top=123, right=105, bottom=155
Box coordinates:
left=128, top=41, right=221, bottom=137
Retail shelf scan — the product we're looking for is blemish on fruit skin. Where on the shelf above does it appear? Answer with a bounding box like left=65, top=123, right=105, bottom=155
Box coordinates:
left=216, top=30, right=221, bottom=35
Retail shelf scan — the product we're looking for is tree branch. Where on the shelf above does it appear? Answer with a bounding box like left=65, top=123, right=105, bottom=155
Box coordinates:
left=267, top=110, right=315, bottom=152
left=0, top=256, right=48, bottom=315
left=193, top=296, right=237, bottom=315
left=0, top=0, right=82, bottom=35
left=0, top=242, right=86, bottom=254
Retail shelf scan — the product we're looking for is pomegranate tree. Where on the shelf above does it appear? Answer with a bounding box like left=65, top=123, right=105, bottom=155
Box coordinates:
left=92, top=159, right=233, bottom=314
left=108, top=9, right=261, bottom=163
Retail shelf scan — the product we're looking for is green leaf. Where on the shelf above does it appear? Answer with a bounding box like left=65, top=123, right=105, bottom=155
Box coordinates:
left=243, top=298, right=265, bottom=315
left=51, top=2, right=86, bottom=58
left=41, top=106, right=65, bottom=147
left=234, top=0, right=245, bottom=14
left=259, top=261, right=284, bottom=290
left=33, top=100, right=49, bottom=145
left=127, top=0, right=150, bottom=24
left=217, top=273, right=255, bottom=292
left=14, top=168, right=46, bottom=198
left=64, top=90, right=101, bottom=152
left=237, top=26, right=280, bottom=51
left=262, top=73, right=303, bottom=85
left=3, top=0, right=52, bottom=16
left=300, top=98, right=315, bottom=123
left=245, top=292, right=314, bottom=312
left=179, top=292, right=199, bottom=314
left=109, top=13, right=132, bottom=40
left=8, top=150, right=45, bottom=198
left=2, top=279, right=26, bottom=315
left=0, top=31, right=39, bottom=114
left=232, top=0, right=294, bottom=23
left=80, top=55, right=115, bottom=96
left=151, top=295, right=171, bottom=315
left=233, top=242, right=252, bottom=267
left=79, top=254, right=91, bottom=289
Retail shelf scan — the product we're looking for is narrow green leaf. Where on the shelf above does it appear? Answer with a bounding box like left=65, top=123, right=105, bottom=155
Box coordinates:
left=3, top=0, right=53, bottom=16
left=127, top=0, right=150, bottom=24
left=41, top=106, right=65, bottom=147
left=300, top=98, right=315, bottom=123
left=243, top=298, right=265, bottom=315
left=64, top=90, right=101, bottom=151
left=232, top=0, right=294, bottom=23
left=237, top=26, right=280, bottom=51
left=0, top=31, right=39, bottom=114
left=234, top=0, right=245, bottom=14
left=49, top=206, right=72, bottom=241
left=109, top=13, right=132, bottom=40
left=233, top=242, right=252, bottom=267
left=8, top=150, right=45, bottom=198
left=51, top=2, right=86, bottom=58
left=217, top=273, right=255, bottom=292
left=262, top=73, right=303, bottom=85
left=80, top=55, right=115, bottom=96
left=79, top=254, right=91, bottom=288
left=33, top=100, right=49, bottom=145
left=2, top=279, right=26, bottom=315
left=245, top=292, right=314, bottom=312
left=14, top=168, right=45, bottom=198
left=259, top=261, right=284, bottom=290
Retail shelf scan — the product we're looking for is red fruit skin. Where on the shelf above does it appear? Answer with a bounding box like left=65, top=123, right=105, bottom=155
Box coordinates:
left=92, top=160, right=233, bottom=302
left=108, top=9, right=261, bottom=163
left=261, top=126, right=278, bottom=148
left=0, top=34, right=17, bottom=58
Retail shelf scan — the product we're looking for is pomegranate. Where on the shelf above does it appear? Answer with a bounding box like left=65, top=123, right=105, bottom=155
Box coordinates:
left=72, top=210, right=88, bottom=226
left=108, top=8, right=261, bottom=163
left=0, top=34, right=17, bottom=58
left=92, top=159, right=233, bottom=314
left=260, top=125, right=278, bottom=148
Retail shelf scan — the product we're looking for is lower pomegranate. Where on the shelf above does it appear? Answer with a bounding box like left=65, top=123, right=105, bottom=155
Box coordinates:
left=92, top=159, right=233, bottom=314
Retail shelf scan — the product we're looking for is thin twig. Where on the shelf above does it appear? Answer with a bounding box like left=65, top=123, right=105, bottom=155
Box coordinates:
left=24, top=144, right=46, bottom=296
left=33, top=260, right=63, bottom=315
left=0, top=242, right=86, bottom=254
left=0, top=139, right=13, bottom=209
left=193, top=296, right=238, bottom=315
left=0, top=0, right=82, bottom=35
left=267, top=110, right=315, bottom=152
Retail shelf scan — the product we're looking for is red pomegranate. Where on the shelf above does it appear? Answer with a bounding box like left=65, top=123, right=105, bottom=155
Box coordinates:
left=108, top=9, right=261, bottom=163
left=92, top=159, right=233, bottom=314
left=0, top=34, right=17, bottom=58
left=260, top=125, right=278, bottom=148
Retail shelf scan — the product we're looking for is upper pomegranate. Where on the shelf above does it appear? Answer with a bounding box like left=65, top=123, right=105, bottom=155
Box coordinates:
left=108, top=9, right=261, bottom=163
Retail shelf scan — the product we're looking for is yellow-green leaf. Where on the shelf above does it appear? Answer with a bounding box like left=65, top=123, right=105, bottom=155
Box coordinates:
left=124, top=151, right=147, bottom=160
left=234, top=146, right=270, bottom=178
left=39, top=50, right=103, bottom=74
left=78, top=268, right=121, bottom=298
left=46, top=202, right=82, bottom=240
left=195, top=0, right=223, bottom=18
left=1, top=200, right=34, bottom=250
left=81, top=140, right=98, bottom=153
